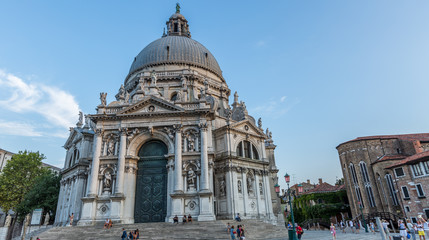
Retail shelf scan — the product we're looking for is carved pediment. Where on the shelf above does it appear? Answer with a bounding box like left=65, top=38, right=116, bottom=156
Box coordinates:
left=230, top=119, right=265, bottom=137
left=64, top=128, right=83, bottom=149
left=118, top=96, right=184, bottom=115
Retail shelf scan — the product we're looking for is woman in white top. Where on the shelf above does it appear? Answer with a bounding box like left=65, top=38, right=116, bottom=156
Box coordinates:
left=417, top=220, right=425, bottom=240
left=407, top=219, right=417, bottom=240
left=399, top=220, right=408, bottom=239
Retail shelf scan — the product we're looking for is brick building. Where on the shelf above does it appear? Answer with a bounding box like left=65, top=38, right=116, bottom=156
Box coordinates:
left=337, top=133, right=429, bottom=222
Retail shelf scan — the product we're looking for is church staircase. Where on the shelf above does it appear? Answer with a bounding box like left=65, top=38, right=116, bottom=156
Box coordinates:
left=31, top=220, right=287, bottom=240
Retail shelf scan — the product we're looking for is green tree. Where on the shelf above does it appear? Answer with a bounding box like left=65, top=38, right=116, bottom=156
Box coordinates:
left=16, top=171, right=61, bottom=221
left=0, top=151, right=49, bottom=228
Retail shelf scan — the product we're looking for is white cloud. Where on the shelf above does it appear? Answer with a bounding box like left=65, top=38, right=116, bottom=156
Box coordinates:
left=252, top=96, right=300, bottom=118
left=0, top=120, right=42, bottom=137
left=0, top=69, right=80, bottom=135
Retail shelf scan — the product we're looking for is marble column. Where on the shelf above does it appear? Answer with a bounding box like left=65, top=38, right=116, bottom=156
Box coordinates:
left=199, top=122, right=209, bottom=191
left=115, top=128, right=127, bottom=195
left=173, top=125, right=183, bottom=192
left=88, top=129, right=103, bottom=197
left=242, top=170, right=248, bottom=216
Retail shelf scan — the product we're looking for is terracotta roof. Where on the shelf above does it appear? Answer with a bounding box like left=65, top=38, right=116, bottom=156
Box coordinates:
left=303, top=183, right=345, bottom=194
left=386, top=151, right=429, bottom=169
left=371, top=154, right=407, bottom=164
left=337, top=133, right=429, bottom=149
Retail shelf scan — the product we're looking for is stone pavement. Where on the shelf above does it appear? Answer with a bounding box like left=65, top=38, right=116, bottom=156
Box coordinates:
left=293, top=230, right=385, bottom=240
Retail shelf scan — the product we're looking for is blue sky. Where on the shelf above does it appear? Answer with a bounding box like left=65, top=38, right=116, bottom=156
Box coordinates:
left=0, top=1, right=428, bottom=190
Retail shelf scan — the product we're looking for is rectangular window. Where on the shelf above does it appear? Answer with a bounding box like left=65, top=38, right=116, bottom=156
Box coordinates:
left=394, top=167, right=405, bottom=177
left=386, top=174, right=399, bottom=206
left=423, top=161, right=429, bottom=175
left=412, top=164, right=424, bottom=177
left=401, top=186, right=410, bottom=199
left=411, top=217, right=417, bottom=223
left=416, top=183, right=425, bottom=197
left=405, top=206, right=410, bottom=212
left=425, top=209, right=429, bottom=219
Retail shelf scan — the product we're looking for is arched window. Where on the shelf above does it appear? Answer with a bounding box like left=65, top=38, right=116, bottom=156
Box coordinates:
left=171, top=93, right=178, bottom=101
left=385, top=174, right=399, bottom=206
left=360, top=162, right=376, bottom=207
left=349, top=163, right=364, bottom=208
left=236, top=140, right=260, bottom=160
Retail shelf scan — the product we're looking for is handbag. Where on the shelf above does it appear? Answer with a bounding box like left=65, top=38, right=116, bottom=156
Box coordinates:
left=407, top=233, right=411, bottom=239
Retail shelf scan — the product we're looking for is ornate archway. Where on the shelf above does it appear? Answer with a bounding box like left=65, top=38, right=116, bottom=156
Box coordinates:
left=134, top=140, right=168, bottom=223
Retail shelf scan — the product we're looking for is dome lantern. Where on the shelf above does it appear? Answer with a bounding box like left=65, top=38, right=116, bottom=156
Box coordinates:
left=165, top=3, right=191, bottom=38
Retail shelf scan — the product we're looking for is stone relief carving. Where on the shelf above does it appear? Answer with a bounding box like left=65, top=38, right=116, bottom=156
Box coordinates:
left=184, top=129, right=199, bottom=152
left=247, top=174, right=254, bottom=195
left=98, top=203, right=109, bottom=215
left=116, top=84, right=125, bottom=101
left=259, top=182, right=263, bottom=195
left=125, top=166, right=137, bottom=175
left=103, top=171, right=112, bottom=190
left=150, top=70, right=157, bottom=86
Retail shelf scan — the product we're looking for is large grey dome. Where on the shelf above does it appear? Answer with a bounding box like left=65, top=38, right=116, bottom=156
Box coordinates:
left=129, top=35, right=223, bottom=79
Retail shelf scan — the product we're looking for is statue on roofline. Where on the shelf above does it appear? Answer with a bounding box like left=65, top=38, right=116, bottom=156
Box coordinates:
left=176, top=3, right=181, bottom=13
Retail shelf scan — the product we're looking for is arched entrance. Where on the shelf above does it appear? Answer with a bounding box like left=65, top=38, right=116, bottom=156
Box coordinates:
left=134, top=140, right=168, bottom=223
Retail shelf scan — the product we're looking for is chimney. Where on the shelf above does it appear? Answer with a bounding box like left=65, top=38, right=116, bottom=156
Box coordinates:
left=318, top=178, right=323, bottom=185
left=414, top=141, right=423, bottom=153
left=307, top=179, right=311, bottom=184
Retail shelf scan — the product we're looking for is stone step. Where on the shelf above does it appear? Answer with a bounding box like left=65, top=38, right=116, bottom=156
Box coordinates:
left=35, top=220, right=287, bottom=240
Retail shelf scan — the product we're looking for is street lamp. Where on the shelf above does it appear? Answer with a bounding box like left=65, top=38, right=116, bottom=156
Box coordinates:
left=357, top=201, right=368, bottom=233
left=284, top=173, right=302, bottom=240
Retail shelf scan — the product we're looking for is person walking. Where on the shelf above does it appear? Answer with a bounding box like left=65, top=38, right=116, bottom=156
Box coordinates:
left=330, top=223, right=337, bottom=240
left=121, top=228, right=127, bottom=240
left=340, top=220, right=346, bottom=234
left=407, top=219, right=417, bottom=240
left=355, top=221, right=360, bottom=234
left=348, top=220, right=354, bottom=233
left=417, top=220, right=426, bottom=240
left=296, top=223, right=303, bottom=240
left=399, top=220, right=408, bottom=240
left=421, top=217, right=429, bottom=237
left=230, top=226, right=236, bottom=240
left=370, top=221, right=375, bottom=234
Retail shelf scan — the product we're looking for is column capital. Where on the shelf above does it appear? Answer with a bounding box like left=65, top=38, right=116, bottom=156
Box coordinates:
left=95, top=128, right=104, bottom=136
left=199, top=122, right=208, bottom=131
left=173, top=124, right=182, bottom=133
left=119, top=127, right=128, bottom=135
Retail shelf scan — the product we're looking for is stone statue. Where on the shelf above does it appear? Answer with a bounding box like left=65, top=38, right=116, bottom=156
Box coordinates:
left=44, top=213, right=50, bottom=226
left=247, top=176, right=253, bottom=194
left=266, top=128, right=272, bottom=139
left=181, top=75, right=187, bottom=89
left=150, top=70, right=157, bottom=86
left=187, top=136, right=195, bottom=151
left=84, top=114, right=90, bottom=128
left=187, top=169, right=196, bottom=189
left=77, top=111, right=83, bottom=126
left=204, top=79, right=209, bottom=92
left=199, top=87, right=205, bottom=99
left=5, top=214, right=11, bottom=227
left=103, top=171, right=112, bottom=189
left=100, top=92, right=107, bottom=106
left=238, top=180, right=242, bottom=193
left=117, top=84, right=125, bottom=100
left=107, top=140, right=115, bottom=156
left=258, top=118, right=262, bottom=129
left=220, top=178, right=226, bottom=196
left=234, top=91, right=239, bottom=103
left=176, top=2, right=180, bottom=13
left=259, top=182, right=263, bottom=195
left=125, top=91, right=130, bottom=103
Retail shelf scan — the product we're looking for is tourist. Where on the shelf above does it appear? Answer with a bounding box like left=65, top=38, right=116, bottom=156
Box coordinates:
left=355, top=220, right=360, bottom=234
left=121, top=228, right=127, bottom=240
left=330, top=223, right=336, bottom=240
left=109, top=219, right=113, bottom=229
left=135, top=229, right=140, bottom=239
left=417, top=220, right=425, bottom=240
left=227, top=222, right=231, bottom=233
left=236, top=225, right=241, bottom=239
left=382, top=219, right=392, bottom=238
left=399, top=220, right=408, bottom=239
left=421, top=217, right=429, bottom=237
left=173, top=215, right=179, bottom=224
left=182, top=215, right=187, bottom=224
left=407, top=219, right=417, bottom=240
left=340, top=220, right=345, bottom=233
left=370, top=221, right=375, bottom=234
left=103, top=218, right=109, bottom=229
left=235, top=213, right=241, bottom=222
left=296, top=223, right=303, bottom=240
left=348, top=219, right=354, bottom=233
left=128, top=230, right=134, bottom=240
left=188, top=214, right=192, bottom=223
left=231, top=226, right=236, bottom=240
left=69, top=213, right=74, bottom=226
left=288, top=221, right=293, bottom=230
left=240, top=225, right=246, bottom=240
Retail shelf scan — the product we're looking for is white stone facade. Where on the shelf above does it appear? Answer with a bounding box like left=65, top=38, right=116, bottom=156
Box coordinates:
left=55, top=8, right=281, bottom=226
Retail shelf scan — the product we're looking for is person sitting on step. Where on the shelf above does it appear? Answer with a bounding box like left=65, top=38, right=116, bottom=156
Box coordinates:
left=108, top=218, right=113, bottom=229
left=182, top=215, right=187, bottom=224
left=173, top=215, right=179, bottom=224
left=103, top=218, right=109, bottom=229
left=235, top=213, right=241, bottom=222
left=188, top=214, right=192, bottom=223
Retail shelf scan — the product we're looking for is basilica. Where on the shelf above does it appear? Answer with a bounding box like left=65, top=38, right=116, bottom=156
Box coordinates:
left=55, top=6, right=281, bottom=225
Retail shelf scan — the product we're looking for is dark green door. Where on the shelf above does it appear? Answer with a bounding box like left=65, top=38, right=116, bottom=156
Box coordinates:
left=134, top=140, right=168, bottom=223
